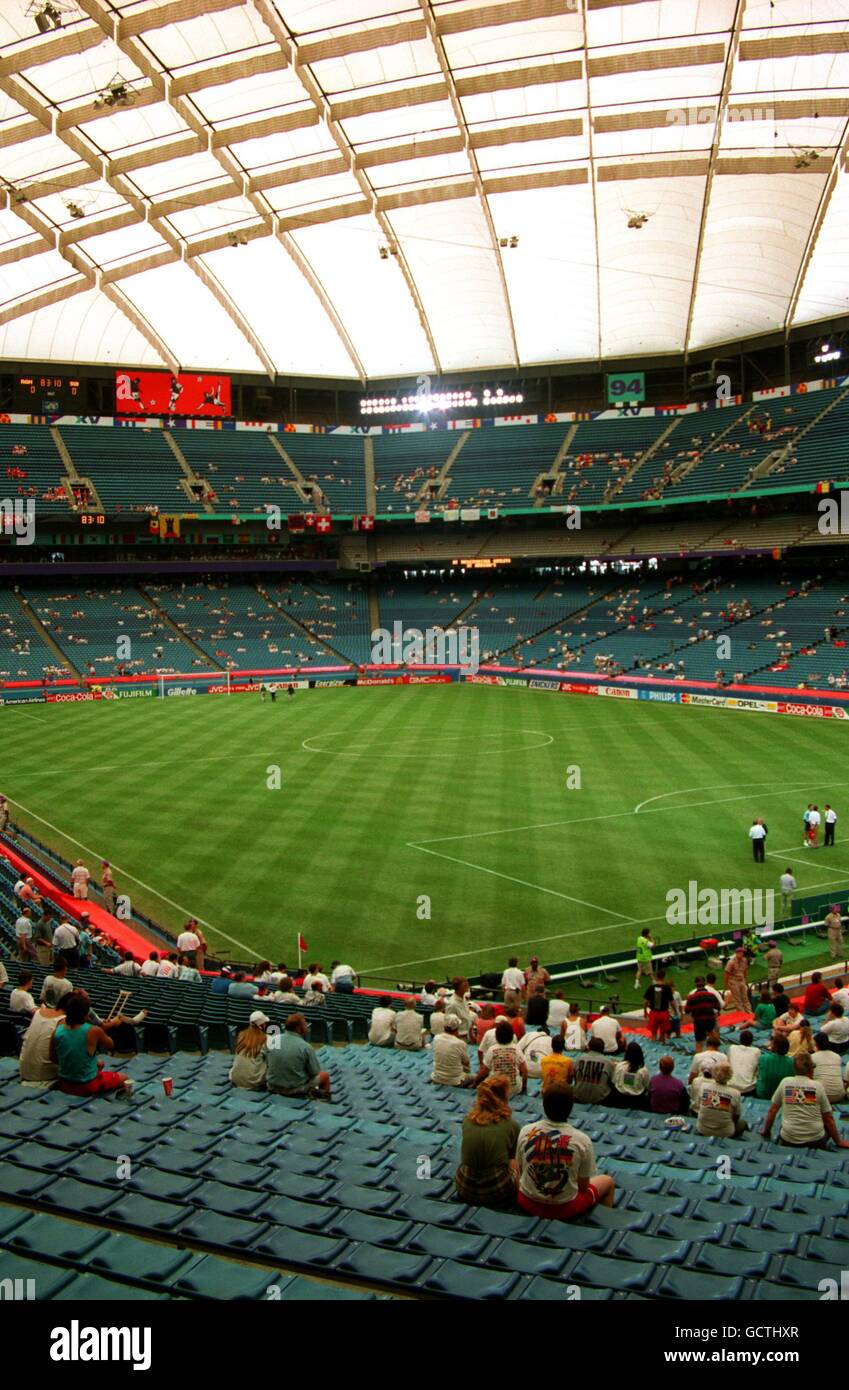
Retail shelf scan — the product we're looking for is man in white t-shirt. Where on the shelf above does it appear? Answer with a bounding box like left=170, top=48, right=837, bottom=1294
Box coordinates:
left=762, top=1055, right=849, bottom=1148
left=588, top=1008, right=622, bottom=1055
left=52, top=920, right=80, bottom=968
left=368, top=996, right=396, bottom=1047
left=303, top=965, right=332, bottom=993
left=516, top=1026, right=554, bottom=1079
left=112, top=953, right=141, bottom=978
left=824, top=804, right=838, bottom=848
left=779, top=869, right=796, bottom=917
left=821, top=1004, right=849, bottom=1054
left=479, top=1020, right=527, bottom=1098
left=15, top=909, right=36, bottom=961
left=501, top=957, right=525, bottom=1001
left=140, top=952, right=161, bottom=977
left=727, top=1031, right=761, bottom=1094
left=749, top=819, right=766, bottom=862
left=71, top=860, right=90, bottom=899
left=516, top=1085, right=615, bottom=1220
left=10, top=972, right=37, bottom=1016
left=831, top=978, right=849, bottom=1012
left=330, top=961, right=357, bottom=993
left=812, top=1035, right=847, bottom=1103
left=430, top=1017, right=470, bottom=1086
left=689, top=1035, right=726, bottom=1082
left=547, top=992, right=569, bottom=1029
left=393, top=998, right=425, bottom=1051
left=176, top=927, right=200, bottom=965
left=692, top=1061, right=747, bottom=1138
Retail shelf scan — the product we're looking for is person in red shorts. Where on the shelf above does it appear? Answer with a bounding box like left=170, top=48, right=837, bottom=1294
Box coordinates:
left=516, top=1084, right=615, bottom=1221
left=49, top=990, right=131, bottom=1097
left=644, top=970, right=674, bottom=1041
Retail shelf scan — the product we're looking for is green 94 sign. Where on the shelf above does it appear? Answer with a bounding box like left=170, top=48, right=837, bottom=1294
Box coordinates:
left=606, top=372, right=645, bottom=405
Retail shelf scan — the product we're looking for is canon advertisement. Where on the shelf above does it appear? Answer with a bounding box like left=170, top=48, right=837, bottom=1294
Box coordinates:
left=115, top=371, right=231, bottom=417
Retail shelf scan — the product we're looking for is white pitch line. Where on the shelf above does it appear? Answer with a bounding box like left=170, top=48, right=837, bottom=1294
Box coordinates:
left=766, top=852, right=849, bottom=877
left=363, top=919, right=636, bottom=976
left=407, top=841, right=634, bottom=921
left=4, top=795, right=256, bottom=958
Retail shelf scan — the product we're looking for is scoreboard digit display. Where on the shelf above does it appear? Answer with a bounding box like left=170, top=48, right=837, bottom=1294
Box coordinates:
left=606, top=371, right=645, bottom=405
left=14, top=374, right=82, bottom=415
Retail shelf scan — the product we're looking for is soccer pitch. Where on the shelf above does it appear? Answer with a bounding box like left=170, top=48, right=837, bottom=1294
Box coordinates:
left=6, top=685, right=849, bottom=988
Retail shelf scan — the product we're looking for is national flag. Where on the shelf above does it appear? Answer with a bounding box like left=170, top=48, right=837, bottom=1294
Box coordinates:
left=287, top=514, right=306, bottom=532
left=772, top=547, right=782, bottom=560
left=442, top=510, right=459, bottom=523
left=460, top=507, right=481, bottom=521
left=815, top=481, right=831, bottom=494
left=353, top=514, right=374, bottom=531
left=304, top=513, right=316, bottom=528
left=298, top=933, right=308, bottom=952
left=486, top=507, right=499, bottom=519
left=315, top=514, right=332, bottom=533
left=414, top=510, right=431, bottom=524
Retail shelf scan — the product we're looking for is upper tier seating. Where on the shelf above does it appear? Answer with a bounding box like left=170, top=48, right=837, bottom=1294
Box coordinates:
left=0, top=425, right=71, bottom=514
left=58, top=426, right=203, bottom=513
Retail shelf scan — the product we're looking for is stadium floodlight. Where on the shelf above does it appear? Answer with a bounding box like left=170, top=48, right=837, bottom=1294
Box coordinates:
left=498, top=235, right=519, bottom=249
left=813, top=340, right=843, bottom=364
left=28, top=1, right=75, bottom=32
left=626, top=210, right=650, bottom=229
left=93, top=75, right=136, bottom=110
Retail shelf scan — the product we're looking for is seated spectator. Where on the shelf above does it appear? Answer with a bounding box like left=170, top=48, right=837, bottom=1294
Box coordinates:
left=516, top=1084, right=615, bottom=1220
left=540, top=1033, right=573, bottom=1090
left=454, top=1075, right=519, bottom=1209
left=253, top=961, right=274, bottom=984
left=228, top=972, right=258, bottom=999
left=811, top=1033, right=847, bottom=1103
left=648, top=1055, right=688, bottom=1115
left=571, top=1037, right=616, bottom=1104
left=445, top=978, right=477, bottom=1040
left=688, top=1032, right=725, bottom=1081
left=753, top=987, right=776, bottom=1033
left=40, top=957, right=73, bottom=1008
left=473, top=1003, right=498, bottom=1049
left=525, top=985, right=549, bottom=1027
left=394, top=997, right=425, bottom=1051
left=755, top=1034, right=794, bottom=1097
left=112, top=952, right=141, bottom=978
left=821, top=1002, right=849, bottom=1056
left=588, top=1006, right=623, bottom=1054
left=158, top=953, right=181, bottom=979
left=266, top=1013, right=330, bottom=1099
left=547, top=991, right=570, bottom=1029
left=477, top=1019, right=527, bottom=1098
left=419, top=980, right=439, bottom=1007
left=788, top=1020, right=815, bottom=1058
left=516, top=1025, right=553, bottom=1079
left=429, top=998, right=446, bottom=1036
left=210, top=968, right=232, bottom=995
left=49, top=990, right=131, bottom=1096
left=727, top=1030, right=761, bottom=1094
left=19, top=996, right=68, bottom=1089
left=10, top=970, right=37, bottom=1017
left=303, top=980, right=327, bottom=1007
left=229, top=1011, right=269, bottom=1090
left=692, top=1060, right=747, bottom=1138
left=330, top=961, right=357, bottom=993
left=501, top=1000, right=525, bottom=1041
left=140, top=951, right=161, bottom=978
left=762, top=1054, right=849, bottom=1149
left=611, top=1041, right=650, bottom=1108
left=302, top=963, right=331, bottom=992
left=178, top=954, right=201, bottom=984
left=269, top=975, right=299, bottom=1003
left=771, top=983, right=791, bottom=1017
left=562, top=1003, right=586, bottom=1051
left=368, top=995, right=397, bottom=1047
left=431, top=1016, right=471, bottom=1087
left=803, top=972, right=832, bottom=1018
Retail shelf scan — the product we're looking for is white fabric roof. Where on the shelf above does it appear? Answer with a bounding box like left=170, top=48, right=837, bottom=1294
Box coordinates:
left=0, top=0, right=847, bottom=380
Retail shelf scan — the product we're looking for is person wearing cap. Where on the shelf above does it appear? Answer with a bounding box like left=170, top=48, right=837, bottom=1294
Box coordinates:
left=229, top=1012, right=270, bottom=1090
left=431, top=1015, right=472, bottom=1087
left=210, top=968, right=232, bottom=995
left=825, top=907, right=845, bottom=961
left=266, top=1014, right=331, bottom=1100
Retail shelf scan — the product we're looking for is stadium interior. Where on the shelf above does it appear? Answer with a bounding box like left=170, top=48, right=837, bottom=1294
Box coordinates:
left=3, top=0, right=849, bottom=1323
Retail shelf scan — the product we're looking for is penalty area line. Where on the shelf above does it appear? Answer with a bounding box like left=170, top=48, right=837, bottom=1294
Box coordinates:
left=4, top=795, right=256, bottom=959
left=363, top=918, right=634, bottom=977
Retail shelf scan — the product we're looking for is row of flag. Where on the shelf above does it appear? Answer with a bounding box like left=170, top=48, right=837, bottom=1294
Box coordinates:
left=286, top=514, right=375, bottom=533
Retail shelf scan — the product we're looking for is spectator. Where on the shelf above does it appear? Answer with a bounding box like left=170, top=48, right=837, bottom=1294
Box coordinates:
left=394, top=997, right=425, bottom=1051
left=611, top=1041, right=650, bottom=1109
left=727, top=1029, right=761, bottom=1094
left=429, top=998, right=446, bottom=1037
left=755, top=1034, right=794, bottom=1098
left=540, top=1033, right=573, bottom=1090
left=269, top=975, right=299, bottom=1003
left=228, top=971, right=258, bottom=999
left=101, top=861, right=117, bottom=915
left=10, top=971, right=37, bottom=1017
left=49, top=990, right=131, bottom=1096
left=562, top=1003, right=586, bottom=1051
left=431, top=1016, right=471, bottom=1087
left=70, top=859, right=90, bottom=900
left=303, top=979, right=327, bottom=1007
left=803, top=973, right=833, bottom=1018
left=516, top=1025, right=553, bottom=1079
left=524, top=986, right=549, bottom=1027
left=40, top=957, right=73, bottom=1007
left=140, top=952, right=161, bottom=979
left=330, top=960, right=357, bottom=993
left=229, top=1012, right=269, bottom=1090
left=571, top=1037, right=616, bottom=1104
left=811, top=1033, right=847, bottom=1103
left=158, top=953, right=180, bottom=980
left=588, top=1007, right=622, bottom=1054
left=644, top=971, right=674, bottom=1041
left=831, top=977, right=849, bottom=1011
left=302, top=964, right=331, bottom=992
left=688, top=1032, right=725, bottom=1080
left=445, top=978, right=477, bottom=1040
left=419, top=980, right=439, bottom=1007
left=501, top=1000, right=525, bottom=1041
left=368, top=995, right=396, bottom=1047
left=501, top=957, right=525, bottom=1004
left=762, top=1054, right=849, bottom=1149
left=724, top=948, right=750, bottom=1015
left=14, top=907, right=35, bottom=962
left=454, top=1074, right=519, bottom=1209
left=479, top=1019, right=527, bottom=1098
left=516, top=1084, right=615, bottom=1220
left=547, top=990, right=570, bottom=1029
left=524, top=955, right=550, bottom=997
left=77, top=915, right=93, bottom=970
left=685, top=976, right=718, bottom=1053
left=821, top=1002, right=849, bottom=1056
left=692, top=1060, right=747, bottom=1138
left=19, top=996, right=68, bottom=1089
left=753, top=987, right=776, bottom=1033
left=52, top=919, right=80, bottom=969
left=210, top=968, right=232, bottom=995
left=648, top=1056, right=688, bottom=1115
left=774, top=1001, right=805, bottom=1039
left=762, top=940, right=784, bottom=988
left=771, top=982, right=791, bottom=1017
left=0, top=959, right=7, bottom=989
left=788, top=1019, right=815, bottom=1058
left=266, top=1013, right=331, bottom=1099
left=110, top=952, right=140, bottom=979
left=176, top=922, right=201, bottom=967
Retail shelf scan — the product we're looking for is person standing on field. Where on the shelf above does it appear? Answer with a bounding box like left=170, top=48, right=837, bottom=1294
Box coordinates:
left=71, top=860, right=90, bottom=900
left=825, top=805, right=838, bottom=848
left=779, top=868, right=796, bottom=918
left=633, top=930, right=655, bottom=990
left=825, top=907, right=845, bottom=961
left=749, top=818, right=766, bottom=863
left=101, top=861, right=117, bottom=915
left=724, top=947, right=751, bottom=1015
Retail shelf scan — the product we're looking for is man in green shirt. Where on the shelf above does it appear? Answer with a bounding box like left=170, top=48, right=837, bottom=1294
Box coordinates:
left=753, top=988, right=776, bottom=1033
left=633, top=930, right=655, bottom=990
left=266, top=1013, right=331, bottom=1099
left=755, top=1035, right=793, bottom=1099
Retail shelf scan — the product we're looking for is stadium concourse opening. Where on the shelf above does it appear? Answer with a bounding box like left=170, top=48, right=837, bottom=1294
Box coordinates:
left=2, top=0, right=849, bottom=1337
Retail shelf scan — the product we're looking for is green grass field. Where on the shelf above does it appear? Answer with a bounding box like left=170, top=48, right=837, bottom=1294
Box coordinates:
left=6, top=685, right=849, bottom=993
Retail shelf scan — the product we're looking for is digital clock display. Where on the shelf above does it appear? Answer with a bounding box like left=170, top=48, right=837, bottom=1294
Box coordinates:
left=81, top=514, right=106, bottom=526
left=14, top=375, right=82, bottom=415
